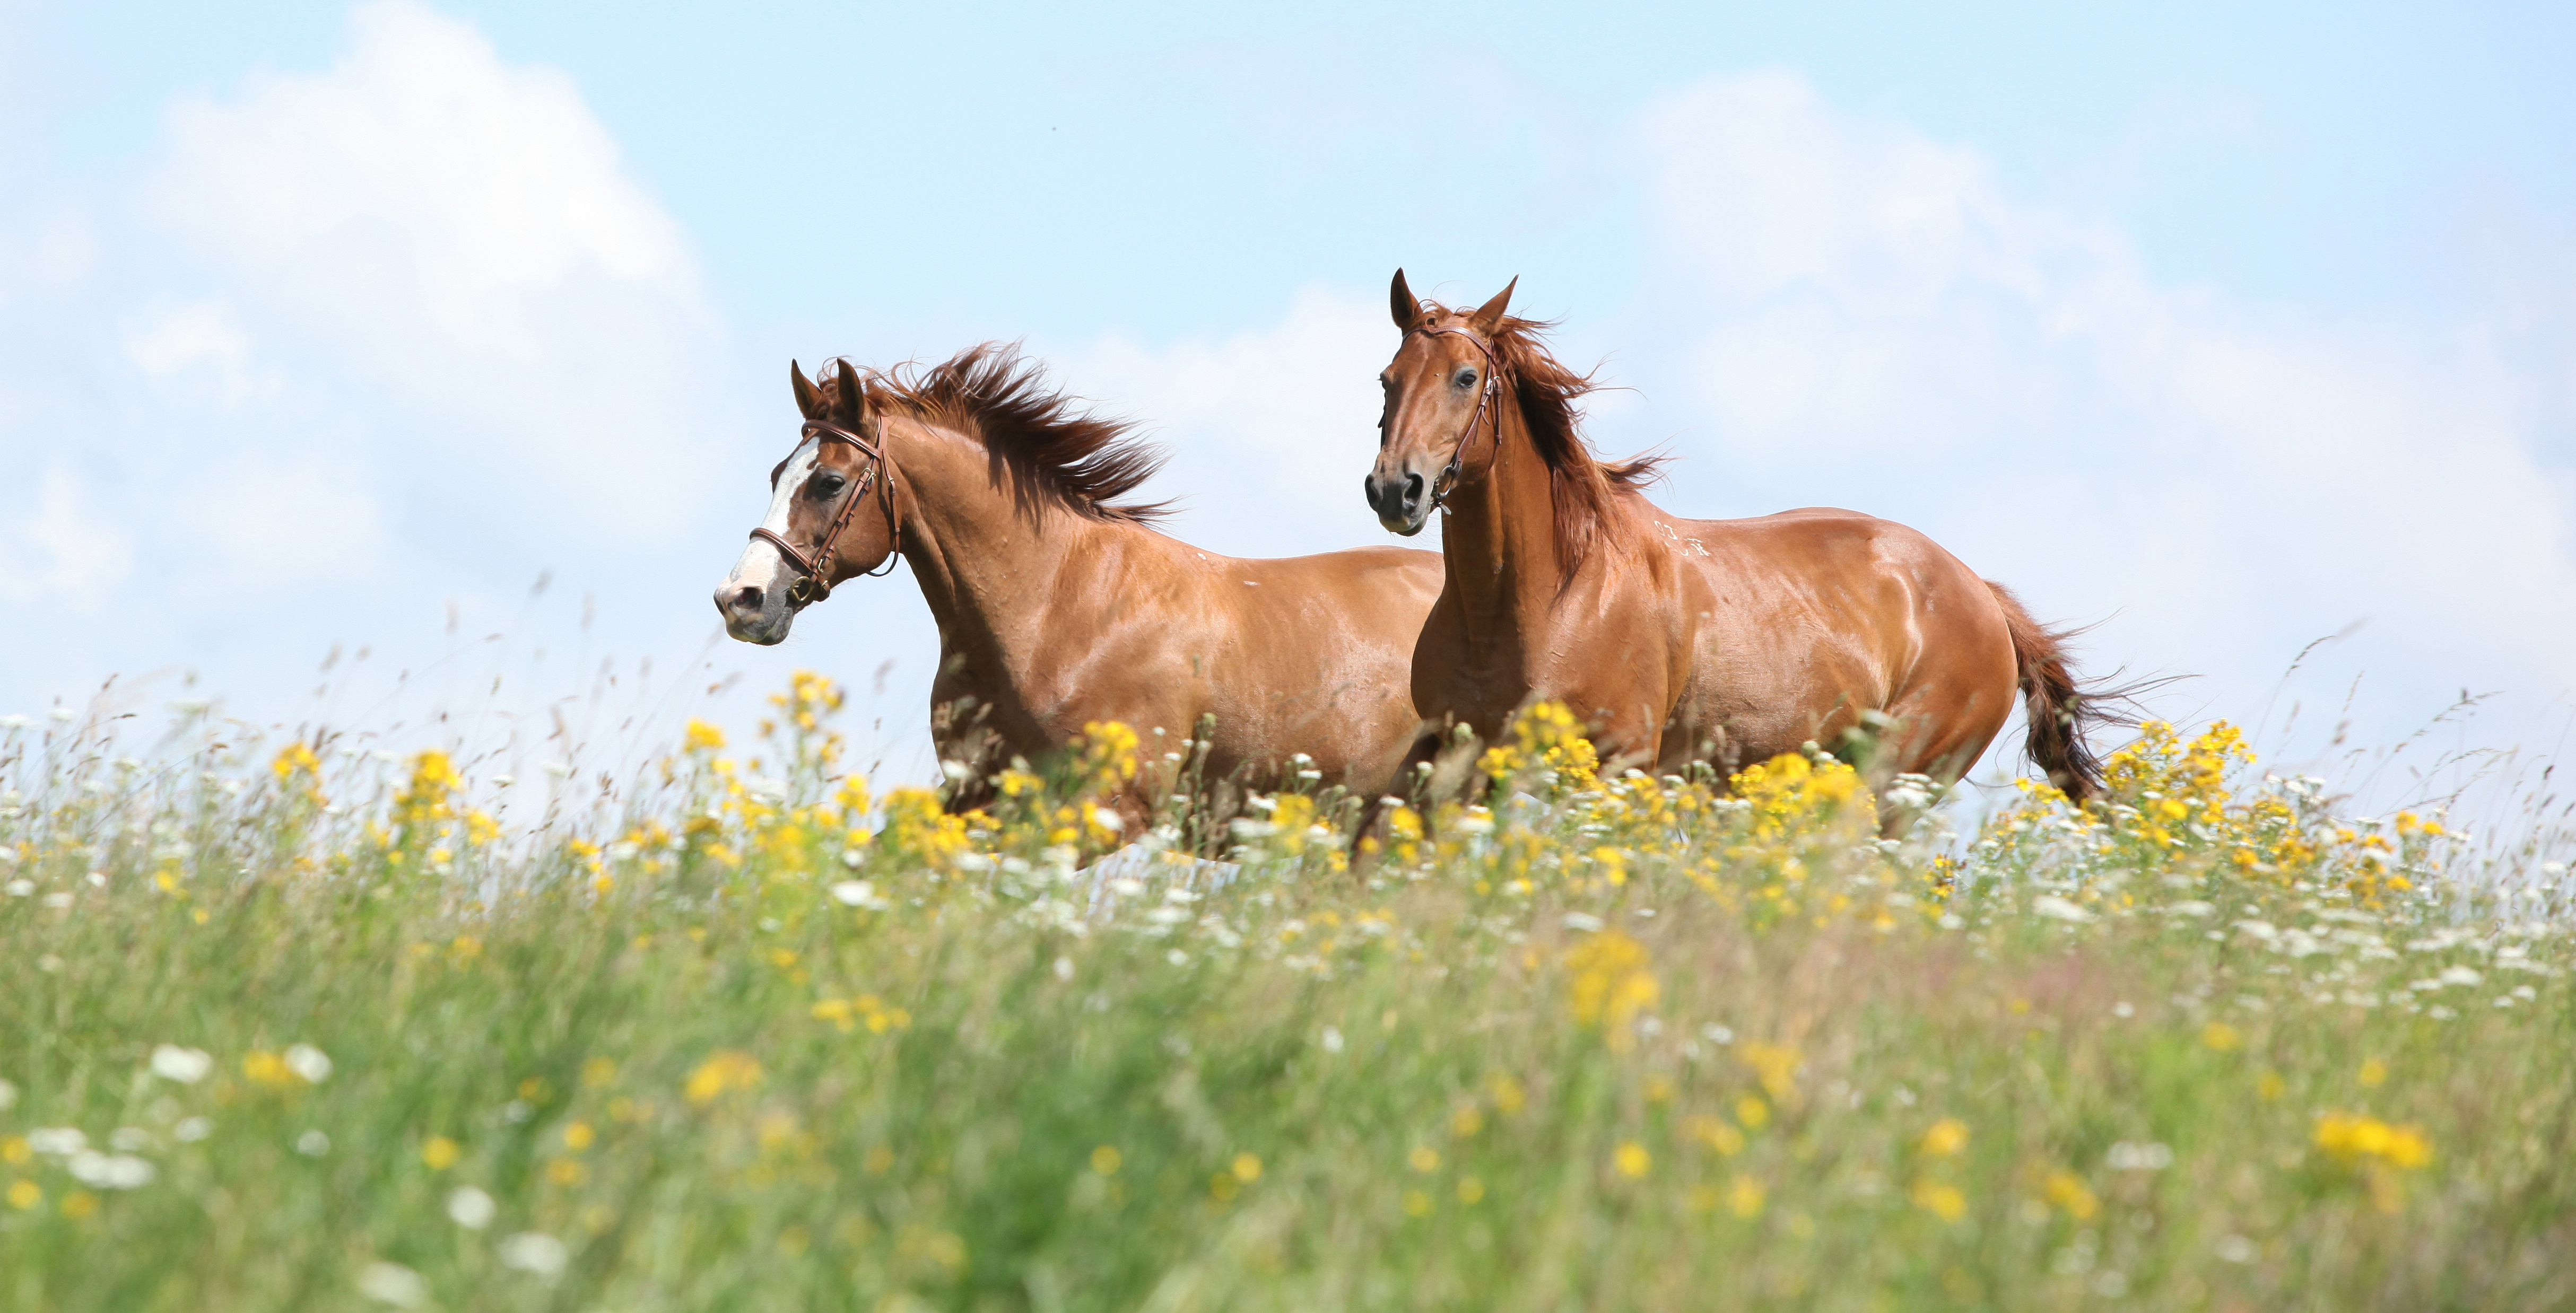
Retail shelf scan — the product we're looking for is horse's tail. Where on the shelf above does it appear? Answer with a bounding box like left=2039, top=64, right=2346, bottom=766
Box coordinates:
left=1986, top=581, right=2104, bottom=803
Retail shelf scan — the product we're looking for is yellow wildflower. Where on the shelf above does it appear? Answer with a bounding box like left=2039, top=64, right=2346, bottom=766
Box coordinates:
left=241, top=1051, right=303, bottom=1088
left=2044, top=1168, right=2100, bottom=1220
left=1919, top=1117, right=1969, bottom=1158
left=1736, top=1095, right=1770, bottom=1130
left=1685, top=1114, right=1745, bottom=1156
left=1911, top=1179, right=1968, bottom=1222
left=683, top=1051, right=763, bottom=1106
left=1739, top=1042, right=1800, bottom=1101
left=1725, top=1174, right=1766, bottom=1218
left=2313, top=1111, right=2432, bottom=1169
left=271, top=742, right=321, bottom=781
left=1076, top=721, right=1141, bottom=787
left=394, top=750, right=463, bottom=829
left=1564, top=931, right=1658, bottom=1035
left=1613, top=1142, right=1651, bottom=1178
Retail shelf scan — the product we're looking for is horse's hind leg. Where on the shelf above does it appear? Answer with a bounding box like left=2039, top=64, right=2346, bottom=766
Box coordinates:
left=1866, top=680, right=2013, bottom=838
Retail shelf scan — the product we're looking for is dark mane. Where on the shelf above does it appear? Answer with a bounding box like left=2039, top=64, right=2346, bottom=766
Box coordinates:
left=824, top=345, right=1172, bottom=526
left=1429, top=306, right=1667, bottom=571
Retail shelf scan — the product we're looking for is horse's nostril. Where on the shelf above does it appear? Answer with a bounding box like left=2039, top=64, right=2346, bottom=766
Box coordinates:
left=731, top=585, right=763, bottom=612
left=1402, top=472, right=1425, bottom=513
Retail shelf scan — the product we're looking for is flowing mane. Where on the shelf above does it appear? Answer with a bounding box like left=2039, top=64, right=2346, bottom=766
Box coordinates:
left=1431, top=305, right=1667, bottom=570
left=825, top=345, right=1173, bottom=525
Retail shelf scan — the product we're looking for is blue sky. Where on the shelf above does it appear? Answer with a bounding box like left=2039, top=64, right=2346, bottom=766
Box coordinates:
left=4, top=0, right=2573, bottom=807
left=23, top=2, right=2570, bottom=326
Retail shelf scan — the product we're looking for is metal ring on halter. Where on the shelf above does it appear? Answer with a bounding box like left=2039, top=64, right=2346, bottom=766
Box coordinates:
left=747, top=414, right=901, bottom=606
left=1411, top=323, right=1505, bottom=515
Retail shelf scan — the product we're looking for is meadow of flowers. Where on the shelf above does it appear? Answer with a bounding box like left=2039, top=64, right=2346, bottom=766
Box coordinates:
left=2, top=674, right=2571, bottom=1311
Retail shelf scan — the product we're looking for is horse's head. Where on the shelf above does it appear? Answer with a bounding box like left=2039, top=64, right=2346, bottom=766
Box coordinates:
left=1365, top=269, right=1517, bottom=536
left=714, top=358, right=900, bottom=645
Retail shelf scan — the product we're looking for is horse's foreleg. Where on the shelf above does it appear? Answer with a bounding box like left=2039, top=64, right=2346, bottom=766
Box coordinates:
left=1351, top=731, right=1446, bottom=876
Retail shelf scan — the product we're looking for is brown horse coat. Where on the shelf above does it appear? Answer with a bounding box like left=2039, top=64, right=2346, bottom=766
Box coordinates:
left=1364, top=274, right=2099, bottom=798
left=718, top=349, right=1444, bottom=810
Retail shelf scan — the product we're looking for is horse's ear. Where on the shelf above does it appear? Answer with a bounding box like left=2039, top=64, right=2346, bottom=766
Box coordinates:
left=1389, top=268, right=1420, bottom=331
left=833, top=359, right=871, bottom=425
left=1468, top=277, right=1517, bottom=336
left=791, top=360, right=824, bottom=419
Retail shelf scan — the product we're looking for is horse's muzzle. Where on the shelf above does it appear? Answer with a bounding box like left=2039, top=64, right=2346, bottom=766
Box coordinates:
left=715, top=581, right=792, bottom=645
left=1363, top=470, right=1428, bottom=536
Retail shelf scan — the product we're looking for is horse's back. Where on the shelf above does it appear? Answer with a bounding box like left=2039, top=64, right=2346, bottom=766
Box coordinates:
left=1648, top=503, right=2016, bottom=773
left=1666, top=506, right=1991, bottom=598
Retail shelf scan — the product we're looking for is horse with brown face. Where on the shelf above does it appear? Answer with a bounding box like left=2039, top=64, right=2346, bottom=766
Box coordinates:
left=716, top=348, right=1444, bottom=813
left=1362, top=272, right=2104, bottom=803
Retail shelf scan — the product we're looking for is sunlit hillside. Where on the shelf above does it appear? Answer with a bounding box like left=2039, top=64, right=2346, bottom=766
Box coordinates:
left=1, top=676, right=2570, bottom=1311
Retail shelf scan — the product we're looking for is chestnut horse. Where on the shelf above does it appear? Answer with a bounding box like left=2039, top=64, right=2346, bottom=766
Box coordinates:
left=1362, top=272, right=2103, bottom=803
left=716, top=349, right=1443, bottom=812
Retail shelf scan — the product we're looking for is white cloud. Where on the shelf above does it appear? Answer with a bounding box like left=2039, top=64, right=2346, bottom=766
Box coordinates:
left=0, top=467, right=132, bottom=607
left=0, top=203, right=101, bottom=301
left=0, top=0, right=750, bottom=722
left=1615, top=72, right=2576, bottom=768
left=1056, top=285, right=1414, bottom=561
left=170, top=457, right=388, bottom=597
left=149, top=0, right=687, bottom=359
left=136, top=0, right=731, bottom=542
left=123, top=301, right=274, bottom=406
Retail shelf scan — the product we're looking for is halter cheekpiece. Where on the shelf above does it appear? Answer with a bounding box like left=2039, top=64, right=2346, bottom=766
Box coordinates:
left=747, top=409, right=901, bottom=605
left=1409, top=322, right=1505, bottom=515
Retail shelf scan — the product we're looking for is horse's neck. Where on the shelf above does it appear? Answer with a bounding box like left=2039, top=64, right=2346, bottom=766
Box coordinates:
left=1439, top=408, right=1567, bottom=635
left=887, top=418, right=1125, bottom=655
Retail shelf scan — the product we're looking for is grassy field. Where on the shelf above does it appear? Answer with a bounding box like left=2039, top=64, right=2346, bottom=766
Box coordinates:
left=2, top=674, right=2571, bottom=1311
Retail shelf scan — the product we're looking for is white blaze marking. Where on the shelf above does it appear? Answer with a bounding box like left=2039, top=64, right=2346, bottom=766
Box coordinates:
left=726, top=437, right=819, bottom=593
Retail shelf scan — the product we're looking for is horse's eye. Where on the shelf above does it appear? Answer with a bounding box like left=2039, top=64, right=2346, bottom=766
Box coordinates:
left=814, top=474, right=846, bottom=496
left=1455, top=368, right=1477, bottom=389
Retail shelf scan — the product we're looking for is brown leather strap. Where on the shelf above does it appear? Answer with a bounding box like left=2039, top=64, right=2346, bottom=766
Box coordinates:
left=747, top=410, right=901, bottom=606
left=1412, top=324, right=1505, bottom=513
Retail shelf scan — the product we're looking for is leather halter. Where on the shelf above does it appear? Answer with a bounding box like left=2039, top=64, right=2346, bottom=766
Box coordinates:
left=1408, top=323, right=1505, bottom=514
left=747, top=413, right=900, bottom=605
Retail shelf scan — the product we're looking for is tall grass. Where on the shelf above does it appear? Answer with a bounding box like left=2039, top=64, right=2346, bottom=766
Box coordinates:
left=1, top=677, right=2570, bottom=1311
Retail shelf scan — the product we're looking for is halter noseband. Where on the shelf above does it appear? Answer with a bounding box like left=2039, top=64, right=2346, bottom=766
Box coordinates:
left=1408, top=323, right=1505, bottom=514
left=747, top=413, right=901, bottom=606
